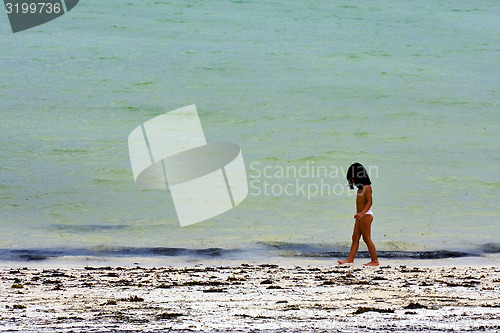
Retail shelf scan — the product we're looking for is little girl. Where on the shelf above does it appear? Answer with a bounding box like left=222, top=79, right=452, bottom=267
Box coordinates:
left=337, top=162, right=379, bottom=266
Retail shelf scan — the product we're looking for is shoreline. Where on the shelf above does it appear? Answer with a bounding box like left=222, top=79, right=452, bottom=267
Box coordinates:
left=0, top=252, right=499, bottom=270
left=1, top=259, right=499, bottom=332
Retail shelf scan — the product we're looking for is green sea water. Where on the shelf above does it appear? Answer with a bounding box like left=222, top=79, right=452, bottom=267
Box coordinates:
left=0, top=1, right=499, bottom=258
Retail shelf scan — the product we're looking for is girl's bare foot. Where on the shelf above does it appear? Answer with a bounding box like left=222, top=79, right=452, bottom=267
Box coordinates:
left=363, top=261, right=379, bottom=266
left=337, top=259, right=354, bottom=265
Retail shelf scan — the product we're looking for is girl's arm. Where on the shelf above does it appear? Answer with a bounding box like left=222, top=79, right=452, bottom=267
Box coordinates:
left=360, top=185, right=373, bottom=214
left=355, top=185, right=372, bottom=220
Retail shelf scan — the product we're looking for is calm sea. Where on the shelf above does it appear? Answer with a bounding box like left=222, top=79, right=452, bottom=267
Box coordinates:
left=1, top=0, right=499, bottom=262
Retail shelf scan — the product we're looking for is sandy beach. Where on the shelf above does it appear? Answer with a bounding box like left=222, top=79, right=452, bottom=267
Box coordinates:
left=1, top=259, right=499, bottom=332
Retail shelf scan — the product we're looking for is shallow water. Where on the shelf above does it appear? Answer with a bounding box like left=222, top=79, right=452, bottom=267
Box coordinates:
left=0, top=0, right=499, bottom=261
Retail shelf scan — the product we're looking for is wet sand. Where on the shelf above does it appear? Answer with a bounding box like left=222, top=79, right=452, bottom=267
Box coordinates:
left=1, top=262, right=499, bottom=332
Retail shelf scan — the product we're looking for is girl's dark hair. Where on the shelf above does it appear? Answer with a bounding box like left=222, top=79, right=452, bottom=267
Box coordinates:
left=346, top=162, right=372, bottom=189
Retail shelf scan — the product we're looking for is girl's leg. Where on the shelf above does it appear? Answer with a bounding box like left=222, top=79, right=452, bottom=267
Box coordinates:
left=337, top=219, right=361, bottom=264
left=360, top=215, right=379, bottom=266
